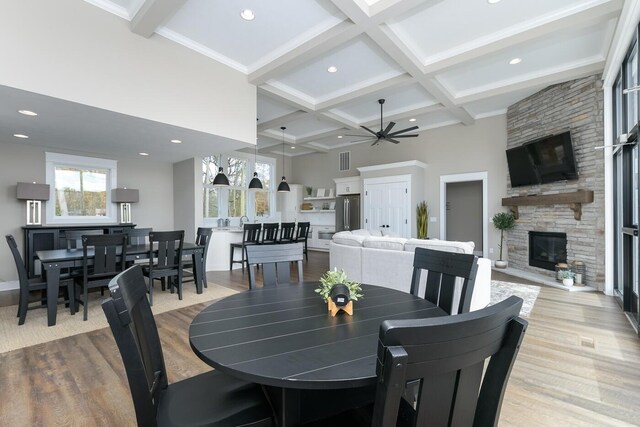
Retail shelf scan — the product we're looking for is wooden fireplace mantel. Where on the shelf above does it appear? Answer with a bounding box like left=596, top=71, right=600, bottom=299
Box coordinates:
left=501, top=190, right=594, bottom=220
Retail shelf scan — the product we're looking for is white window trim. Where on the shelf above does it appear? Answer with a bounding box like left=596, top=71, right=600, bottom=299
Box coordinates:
left=45, top=152, right=118, bottom=224
left=202, top=153, right=276, bottom=223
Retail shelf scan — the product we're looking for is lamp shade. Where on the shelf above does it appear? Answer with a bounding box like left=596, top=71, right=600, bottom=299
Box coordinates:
left=212, top=167, right=230, bottom=187
left=17, top=182, right=50, bottom=201
left=111, top=188, right=139, bottom=203
left=248, top=172, right=263, bottom=189
left=277, top=177, right=290, bottom=192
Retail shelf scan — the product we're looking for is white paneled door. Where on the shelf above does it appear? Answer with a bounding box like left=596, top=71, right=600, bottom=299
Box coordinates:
left=363, top=176, right=410, bottom=237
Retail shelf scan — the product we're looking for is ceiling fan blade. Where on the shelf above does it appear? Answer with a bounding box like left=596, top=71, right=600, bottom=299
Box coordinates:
left=388, top=125, right=419, bottom=136
left=344, top=134, right=368, bottom=137
left=371, top=140, right=381, bottom=146
left=387, top=138, right=401, bottom=144
left=350, top=138, right=377, bottom=143
left=361, top=125, right=378, bottom=136
left=390, top=134, right=419, bottom=138
left=382, top=121, right=396, bottom=136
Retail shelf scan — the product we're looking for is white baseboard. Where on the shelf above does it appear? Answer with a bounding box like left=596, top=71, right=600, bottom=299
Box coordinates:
left=0, top=281, right=19, bottom=292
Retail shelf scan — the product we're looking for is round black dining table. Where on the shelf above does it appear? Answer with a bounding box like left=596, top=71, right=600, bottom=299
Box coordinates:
left=189, top=282, right=446, bottom=426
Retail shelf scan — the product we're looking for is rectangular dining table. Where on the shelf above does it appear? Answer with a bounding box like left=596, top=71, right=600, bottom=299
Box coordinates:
left=189, top=282, right=447, bottom=426
left=36, top=242, right=205, bottom=326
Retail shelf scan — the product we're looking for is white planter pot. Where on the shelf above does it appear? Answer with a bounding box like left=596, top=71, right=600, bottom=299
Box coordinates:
left=495, top=260, right=508, bottom=269
left=562, top=278, right=574, bottom=287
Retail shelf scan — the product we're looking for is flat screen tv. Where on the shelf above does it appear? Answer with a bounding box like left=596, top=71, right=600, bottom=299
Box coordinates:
left=506, top=131, right=577, bottom=187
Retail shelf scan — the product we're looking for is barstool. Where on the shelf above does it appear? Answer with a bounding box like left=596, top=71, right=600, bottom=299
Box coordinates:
left=229, top=223, right=261, bottom=271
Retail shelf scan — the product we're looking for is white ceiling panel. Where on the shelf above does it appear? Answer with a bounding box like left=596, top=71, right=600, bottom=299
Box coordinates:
left=257, top=95, right=299, bottom=123
left=162, top=0, right=344, bottom=70
left=462, top=86, right=546, bottom=118
left=271, top=35, right=404, bottom=101
left=330, top=83, right=437, bottom=123
left=388, top=0, right=609, bottom=64
left=437, top=20, right=615, bottom=95
left=277, top=116, right=342, bottom=139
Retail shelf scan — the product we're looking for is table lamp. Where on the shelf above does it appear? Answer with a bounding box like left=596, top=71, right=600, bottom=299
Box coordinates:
left=111, top=188, right=139, bottom=223
left=17, top=182, right=50, bottom=225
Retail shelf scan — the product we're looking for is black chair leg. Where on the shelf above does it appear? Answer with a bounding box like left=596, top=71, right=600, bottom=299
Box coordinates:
left=17, top=293, right=28, bottom=325
left=229, top=246, right=234, bottom=270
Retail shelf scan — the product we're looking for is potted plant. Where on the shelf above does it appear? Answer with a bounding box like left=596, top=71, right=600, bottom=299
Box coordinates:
left=305, top=186, right=313, bottom=196
left=316, top=268, right=363, bottom=316
left=559, top=269, right=575, bottom=287
left=492, top=212, right=516, bottom=269
left=417, top=201, right=429, bottom=239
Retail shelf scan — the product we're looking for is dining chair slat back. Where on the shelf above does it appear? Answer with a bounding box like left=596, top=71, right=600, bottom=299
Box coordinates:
left=246, top=243, right=304, bottom=289
left=78, top=233, right=127, bottom=320
left=230, top=223, right=262, bottom=271
left=102, top=265, right=274, bottom=427
left=261, top=223, right=279, bottom=244
left=278, top=222, right=296, bottom=243
left=183, top=227, right=212, bottom=288
left=372, top=296, right=527, bottom=427
left=294, top=222, right=310, bottom=261
left=6, top=234, right=49, bottom=325
left=127, top=228, right=152, bottom=245
left=410, top=247, right=478, bottom=315
left=65, top=229, right=104, bottom=249
left=144, top=230, right=184, bottom=304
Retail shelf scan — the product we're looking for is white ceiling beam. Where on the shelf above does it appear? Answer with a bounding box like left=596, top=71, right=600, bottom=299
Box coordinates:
left=423, top=0, right=623, bottom=75
left=257, top=111, right=309, bottom=132
left=454, top=59, right=606, bottom=104
left=315, top=73, right=414, bottom=110
left=130, top=0, right=187, bottom=38
left=258, top=84, right=316, bottom=112
left=361, top=103, right=443, bottom=127
left=319, top=111, right=360, bottom=129
left=248, top=20, right=363, bottom=85
left=368, top=0, right=445, bottom=22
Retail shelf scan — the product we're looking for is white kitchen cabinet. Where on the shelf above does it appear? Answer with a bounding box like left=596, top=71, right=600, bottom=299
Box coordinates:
left=334, top=177, right=361, bottom=195
left=278, top=184, right=302, bottom=221
left=307, top=225, right=335, bottom=251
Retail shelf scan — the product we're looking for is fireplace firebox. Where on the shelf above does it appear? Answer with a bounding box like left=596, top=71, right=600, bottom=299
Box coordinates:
left=529, top=231, right=567, bottom=271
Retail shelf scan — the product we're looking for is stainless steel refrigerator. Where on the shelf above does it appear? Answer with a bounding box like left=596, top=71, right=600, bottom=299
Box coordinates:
left=335, top=195, right=360, bottom=232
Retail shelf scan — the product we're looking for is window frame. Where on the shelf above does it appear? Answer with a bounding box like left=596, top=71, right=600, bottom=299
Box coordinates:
left=45, top=152, right=118, bottom=224
left=202, top=152, right=276, bottom=222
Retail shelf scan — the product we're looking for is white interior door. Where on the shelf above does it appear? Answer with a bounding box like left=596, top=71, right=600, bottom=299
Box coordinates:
left=363, top=176, right=410, bottom=237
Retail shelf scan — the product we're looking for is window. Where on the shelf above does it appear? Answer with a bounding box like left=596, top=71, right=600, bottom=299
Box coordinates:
left=46, top=152, right=117, bottom=223
left=203, top=154, right=275, bottom=220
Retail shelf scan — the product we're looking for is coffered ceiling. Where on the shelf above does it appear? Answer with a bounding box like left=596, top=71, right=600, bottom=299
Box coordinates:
left=86, top=0, right=623, bottom=156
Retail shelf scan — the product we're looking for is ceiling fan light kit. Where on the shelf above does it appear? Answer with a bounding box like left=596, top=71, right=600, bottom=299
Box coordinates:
left=348, top=99, right=419, bottom=146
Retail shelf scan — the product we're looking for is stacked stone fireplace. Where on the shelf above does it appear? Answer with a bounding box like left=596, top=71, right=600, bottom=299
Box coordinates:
left=505, top=75, right=605, bottom=289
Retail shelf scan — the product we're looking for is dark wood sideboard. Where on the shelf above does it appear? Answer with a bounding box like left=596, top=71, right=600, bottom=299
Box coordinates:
left=22, top=224, right=136, bottom=278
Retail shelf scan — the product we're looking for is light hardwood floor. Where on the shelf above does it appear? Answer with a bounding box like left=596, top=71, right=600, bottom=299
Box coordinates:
left=0, top=251, right=638, bottom=426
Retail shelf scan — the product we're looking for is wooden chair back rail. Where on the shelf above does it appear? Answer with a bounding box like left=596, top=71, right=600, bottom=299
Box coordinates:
left=246, top=243, right=304, bottom=289
left=243, top=224, right=262, bottom=244
left=82, top=234, right=127, bottom=276
left=295, top=222, right=310, bottom=241
left=279, top=222, right=295, bottom=242
left=261, top=223, right=279, bottom=244
left=372, top=296, right=527, bottom=427
left=149, top=231, right=184, bottom=269
left=409, top=247, right=478, bottom=315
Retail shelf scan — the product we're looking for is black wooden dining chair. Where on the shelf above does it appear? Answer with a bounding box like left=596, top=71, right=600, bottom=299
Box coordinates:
left=142, top=230, right=184, bottom=305
left=410, top=247, right=479, bottom=315
left=126, top=227, right=152, bottom=245
left=229, top=223, right=261, bottom=271
left=368, top=296, right=527, bottom=427
left=260, top=223, right=279, bottom=245
left=182, top=227, right=212, bottom=288
left=294, top=221, right=311, bottom=261
left=101, top=266, right=274, bottom=427
left=246, top=243, right=303, bottom=289
left=278, top=222, right=296, bottom=244
left=75, top=233, right=127, bottom=321
left=6, top=234, right=75, bottom=324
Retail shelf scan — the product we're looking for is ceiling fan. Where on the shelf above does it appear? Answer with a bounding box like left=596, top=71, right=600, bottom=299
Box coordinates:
left=346, top=99, right=419, bottom=146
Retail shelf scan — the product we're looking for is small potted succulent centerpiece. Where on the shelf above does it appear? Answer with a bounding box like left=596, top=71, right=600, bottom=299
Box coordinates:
left=559, top=269, right=576, bottom=287
left=492, top=211, right=516, bottom=269
left=316, top=268, right=363, bottom=316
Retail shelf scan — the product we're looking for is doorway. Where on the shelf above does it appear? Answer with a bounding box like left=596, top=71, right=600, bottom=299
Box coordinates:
left=440, top=172, right=488, bottom=258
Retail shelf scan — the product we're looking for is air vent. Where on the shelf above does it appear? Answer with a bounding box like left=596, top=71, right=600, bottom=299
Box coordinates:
left=339, top=151, right=350, bottom=171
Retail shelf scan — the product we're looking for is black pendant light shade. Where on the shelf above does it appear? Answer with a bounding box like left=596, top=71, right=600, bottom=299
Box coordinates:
left=212, top=166, right=230, bottom=187
left=278, top=126, right=290, bottom=192
left=249, top=172, right=263, bottom=189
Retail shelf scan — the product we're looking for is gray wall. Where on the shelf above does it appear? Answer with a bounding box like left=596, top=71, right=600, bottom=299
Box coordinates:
left=290, top=115, right=509, bottom=256
left=173, top=158, right=199, bottom=239
left=0, top=140, right=174, bottom=283
left=446, top=181, right=483, bottom=250
left=506, top=75, right=605, bottom=289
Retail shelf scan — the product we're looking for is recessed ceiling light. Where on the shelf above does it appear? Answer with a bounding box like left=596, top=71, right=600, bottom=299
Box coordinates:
left=327, top=66, right=338, bottom=73
left=291, top=146, right=296, bottom=149
left=487, top=0, right=501, bottom=4
left=337, top=135, right=343, bottom=139
left=409, top=118, right=416, bottom=122
left=18, top=110, right=38, bottom=116
left=139, top=152, right=149, bottom=156
left=509, top=57, right=522, bottom=65
left=171, top=139, right=182, bottom=144
left=240, top=9, right=255, bottom=21
left=13, top=133, right=29, bottom=139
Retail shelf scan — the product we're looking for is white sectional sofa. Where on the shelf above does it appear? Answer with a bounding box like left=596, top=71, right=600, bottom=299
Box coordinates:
left=329, top=229, right=491, bottom=313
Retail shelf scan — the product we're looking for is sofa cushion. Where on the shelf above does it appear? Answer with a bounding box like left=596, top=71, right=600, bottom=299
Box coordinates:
left=404, top=238, right=475, bottom=254
left=352, top=229, right=383, bottom=237
left=333, top=232, right=367, bottom=247
left=362, top=236, right=407, bottom=251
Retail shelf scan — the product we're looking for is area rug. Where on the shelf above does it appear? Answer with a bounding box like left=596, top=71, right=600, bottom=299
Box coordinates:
left=490, top=280, right=540, bottom=317
left=0, top=282, right=238, bottom=354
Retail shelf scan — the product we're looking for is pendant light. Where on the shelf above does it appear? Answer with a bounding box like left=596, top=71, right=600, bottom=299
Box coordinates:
left=212, top=155, right=230, bottom=187
left=249, top=141, right=263, bottom=189
left=277, top=126, right=290, bottom=192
